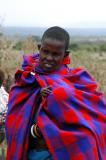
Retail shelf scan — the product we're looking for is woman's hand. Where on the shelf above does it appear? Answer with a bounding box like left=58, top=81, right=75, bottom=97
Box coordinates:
left=40, top=86, right=52, bottom=98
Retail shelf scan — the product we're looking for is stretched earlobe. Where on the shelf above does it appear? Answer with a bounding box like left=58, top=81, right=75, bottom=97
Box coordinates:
left=63, top=54, right=71, bottom=64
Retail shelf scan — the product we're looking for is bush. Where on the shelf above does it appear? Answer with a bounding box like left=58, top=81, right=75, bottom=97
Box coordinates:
left=13, top=41, right=23, bottom=50
left=99, top=44, right=106, bottom=52
left=69, top=43, right=79, bottom=51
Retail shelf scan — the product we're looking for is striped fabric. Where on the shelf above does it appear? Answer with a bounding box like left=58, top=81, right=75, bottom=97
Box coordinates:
left=5, top=54, right=106, bottom=160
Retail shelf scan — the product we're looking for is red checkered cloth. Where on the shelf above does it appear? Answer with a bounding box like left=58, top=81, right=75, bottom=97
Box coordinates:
left=5, top=54, right=106, bottom=160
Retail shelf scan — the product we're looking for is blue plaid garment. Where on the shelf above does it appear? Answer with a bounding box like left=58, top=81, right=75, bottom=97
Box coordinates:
left=5, top=54, right=106, bottom=160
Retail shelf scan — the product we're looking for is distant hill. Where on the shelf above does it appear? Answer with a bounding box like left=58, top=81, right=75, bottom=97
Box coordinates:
left=2, top=27, right=106, bottom=37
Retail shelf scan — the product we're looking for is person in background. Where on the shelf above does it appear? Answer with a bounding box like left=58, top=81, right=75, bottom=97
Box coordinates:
left=0, top=69, right=8, bottom=121
left=0, top=69, right=8, bottom=144
left=6, top=26, right=106, bottom=160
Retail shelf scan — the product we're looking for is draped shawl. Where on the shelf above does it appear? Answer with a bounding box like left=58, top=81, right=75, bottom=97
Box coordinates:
left=5, top=54, right=106, bottom=160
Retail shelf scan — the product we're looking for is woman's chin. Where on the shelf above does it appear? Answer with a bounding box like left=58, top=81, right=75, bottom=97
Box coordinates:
left=42, top=67, right=53, bottom=73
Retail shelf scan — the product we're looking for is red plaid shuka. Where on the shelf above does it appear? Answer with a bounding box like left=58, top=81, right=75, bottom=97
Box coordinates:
left=5, top=54, right=106, bottom=160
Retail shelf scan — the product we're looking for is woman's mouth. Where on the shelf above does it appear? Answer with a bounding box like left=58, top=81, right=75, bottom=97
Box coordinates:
left=44, top=63, right=54, bottom=68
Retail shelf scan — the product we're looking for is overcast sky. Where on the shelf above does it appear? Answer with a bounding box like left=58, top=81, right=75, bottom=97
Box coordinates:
left=0, top=0, right=106, bottom=28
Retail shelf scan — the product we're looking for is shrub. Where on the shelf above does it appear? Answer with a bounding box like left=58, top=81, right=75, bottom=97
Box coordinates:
left=13, top=41, right=23, bottom=50
left=99, top=44, right=106, bottom=52
left=69, top=43, right=79, bottom=51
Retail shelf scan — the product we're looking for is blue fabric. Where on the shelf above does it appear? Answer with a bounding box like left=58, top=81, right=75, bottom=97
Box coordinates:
left=28, top=149, right=53, bottom=160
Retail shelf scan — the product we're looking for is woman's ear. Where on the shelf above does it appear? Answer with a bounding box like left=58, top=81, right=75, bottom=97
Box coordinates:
left=37, top=44, right=41, bottom=50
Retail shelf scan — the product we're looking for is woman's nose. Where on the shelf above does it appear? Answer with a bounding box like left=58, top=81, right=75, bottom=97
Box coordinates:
left=46, top=54, right=53, bottom=61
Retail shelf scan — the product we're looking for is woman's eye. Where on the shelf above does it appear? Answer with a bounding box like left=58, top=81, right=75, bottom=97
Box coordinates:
left=43, top=49, right=49, bottom=54
left=53, top=52, right=60, bottom=57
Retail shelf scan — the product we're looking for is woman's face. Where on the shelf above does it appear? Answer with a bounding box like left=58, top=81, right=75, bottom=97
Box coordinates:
left=39, top=38, right=66, bottom=73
